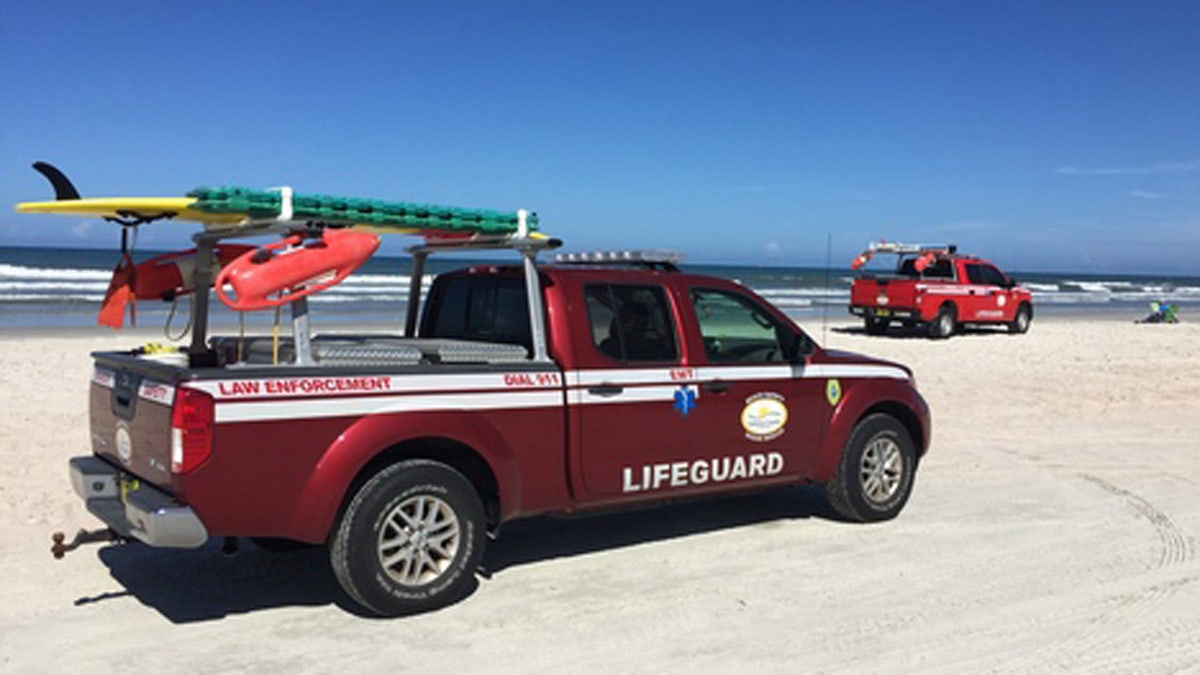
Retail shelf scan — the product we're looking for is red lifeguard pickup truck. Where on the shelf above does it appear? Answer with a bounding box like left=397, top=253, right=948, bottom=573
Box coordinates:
left=849, top=242, right=1033, bottom=338
left=62, top=236, right=930, bottom=616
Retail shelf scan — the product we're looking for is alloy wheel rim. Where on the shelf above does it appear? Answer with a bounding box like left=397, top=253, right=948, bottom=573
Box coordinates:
left=860, top=436, right=904, bottom=503
left=377, top=495, right=461, bottom=587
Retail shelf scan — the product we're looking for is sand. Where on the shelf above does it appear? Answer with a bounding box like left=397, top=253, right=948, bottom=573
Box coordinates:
left=1, top=317, right=1198, bottom=673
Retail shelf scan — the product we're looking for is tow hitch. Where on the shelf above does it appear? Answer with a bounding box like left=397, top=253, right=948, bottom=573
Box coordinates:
left=51, top=528, right=123, bottom=559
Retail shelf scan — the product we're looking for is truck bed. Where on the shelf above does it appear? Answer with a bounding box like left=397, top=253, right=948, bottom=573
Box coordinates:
left=208, top=334, right=529, bottom=367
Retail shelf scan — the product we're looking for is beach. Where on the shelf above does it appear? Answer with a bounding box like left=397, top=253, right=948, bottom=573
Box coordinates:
left=1, top=316, right=1198, bottom=672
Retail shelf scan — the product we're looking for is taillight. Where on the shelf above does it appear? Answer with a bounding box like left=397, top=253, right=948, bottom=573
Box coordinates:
left=171, top=387, right=214, bottom=474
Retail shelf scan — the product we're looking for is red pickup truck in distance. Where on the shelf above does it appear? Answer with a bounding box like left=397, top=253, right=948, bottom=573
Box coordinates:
left=849, top=242, right=1034, bottom=338
left=63, top=238, right=931, bottom=617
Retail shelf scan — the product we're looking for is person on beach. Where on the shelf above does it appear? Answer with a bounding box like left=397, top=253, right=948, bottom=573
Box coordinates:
left=1137, top=301, right=1179, bottom=324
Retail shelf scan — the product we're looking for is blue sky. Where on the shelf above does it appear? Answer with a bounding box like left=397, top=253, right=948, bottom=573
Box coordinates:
left=2, top=1, right=1198, bottom=274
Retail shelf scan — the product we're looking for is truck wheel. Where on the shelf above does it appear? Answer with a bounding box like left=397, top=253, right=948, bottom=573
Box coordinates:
left=928, top=304, right=956, bottom=339
left=864, top=317, right=889, bottom=335
left=825, top=413, right=917, bottom=522
left=1009, top=304, right=1032, bottom=334
left=330, top=460, right=486, bottom=616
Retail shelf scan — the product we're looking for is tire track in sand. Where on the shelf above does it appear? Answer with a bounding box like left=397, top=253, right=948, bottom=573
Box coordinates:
left=1079, top=474, right=1195, bottom=569
left=988, top=474, right=1199, bottom=672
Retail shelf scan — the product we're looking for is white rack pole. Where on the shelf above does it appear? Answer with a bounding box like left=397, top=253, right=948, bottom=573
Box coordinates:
left=522, top=248, right=550, bottom=363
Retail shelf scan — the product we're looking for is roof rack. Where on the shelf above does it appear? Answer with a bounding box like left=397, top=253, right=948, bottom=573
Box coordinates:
left=864, top=241, right=957, bottom=255
left=851, top=241, right=959, bottom=271
left=187, top=211, right=562, bottom=364
left=554, top=249, right=683, bottom=272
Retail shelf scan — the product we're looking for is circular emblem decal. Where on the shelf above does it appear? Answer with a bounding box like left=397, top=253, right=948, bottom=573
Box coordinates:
left=825, top=378, right=842, bottom=407
left=741, top=393, right=788, bottom=442
left=997, top=294, right=1007, bottom=307
left=115, top=425, right=133, bottom=464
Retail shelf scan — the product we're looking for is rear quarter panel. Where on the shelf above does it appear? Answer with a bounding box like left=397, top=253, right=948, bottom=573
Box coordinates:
left=178, top=371, right=568, bottom=543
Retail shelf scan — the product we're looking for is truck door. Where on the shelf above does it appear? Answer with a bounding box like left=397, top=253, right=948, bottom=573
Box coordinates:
left=964, top=263, right=1015, bottom=321
left=570, top=282, right=695, bottom=498
left=684, top=287, right=830, bottom=482
left=981, top=263, right=1019, bottom=321
left=961, top=263, right=988, bottom=320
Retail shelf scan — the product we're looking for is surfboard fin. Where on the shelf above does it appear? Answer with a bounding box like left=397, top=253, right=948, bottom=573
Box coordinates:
left=31, top=161, right=82, bottom=201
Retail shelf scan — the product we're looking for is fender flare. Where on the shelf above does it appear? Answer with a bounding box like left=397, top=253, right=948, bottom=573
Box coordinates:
left=920, top=298, right=958, bottom=323
left=284, top=411, right=520, bottom=542
left=813, top=379, right=930, bottom=483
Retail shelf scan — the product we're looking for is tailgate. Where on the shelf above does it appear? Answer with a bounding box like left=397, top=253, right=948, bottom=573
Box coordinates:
left=89, top=354, right=182, bottom=492
left=852, top=277, right=918, bottom=309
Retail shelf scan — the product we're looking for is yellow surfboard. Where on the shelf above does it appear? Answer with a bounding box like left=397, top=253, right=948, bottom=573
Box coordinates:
left=16, top=197, right=248, bottom=226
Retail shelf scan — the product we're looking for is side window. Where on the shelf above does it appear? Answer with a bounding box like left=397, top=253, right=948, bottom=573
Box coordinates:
left=980, top=265, right=1009, bottom=286
left=690, top=288, right=789, bottom=364
left=965, top=264, right=987, bottom=285
left=585, top=284, right=679, bottom=362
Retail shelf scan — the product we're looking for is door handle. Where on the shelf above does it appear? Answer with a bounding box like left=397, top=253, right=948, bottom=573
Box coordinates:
left=704, top=380, right=731, bottom=394
left=587, top=384, right=624, bottom=397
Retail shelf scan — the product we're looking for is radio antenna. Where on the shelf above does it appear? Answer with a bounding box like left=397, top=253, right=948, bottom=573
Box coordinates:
left=822, top=232, right=831, bottom=344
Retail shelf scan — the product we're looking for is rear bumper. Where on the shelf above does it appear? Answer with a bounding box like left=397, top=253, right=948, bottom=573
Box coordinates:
left=848, top=305, right=921, bottom=321
left=69, top=456, right=208, bottom=548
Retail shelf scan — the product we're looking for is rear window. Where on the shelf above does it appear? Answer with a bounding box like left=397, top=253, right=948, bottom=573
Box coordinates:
left=422, top=275, right=531, bottom=348
left=899, top=256, right=954, bottom=278
left=924, top=259, right=954, bottom=278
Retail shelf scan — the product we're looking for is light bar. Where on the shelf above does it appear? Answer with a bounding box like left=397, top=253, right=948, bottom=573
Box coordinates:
left=866, top=242, right=957, bottom=255
left=554, top=250, right=684, bottom=265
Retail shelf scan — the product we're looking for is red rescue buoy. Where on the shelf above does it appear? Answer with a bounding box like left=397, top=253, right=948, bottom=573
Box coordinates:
left=913, top=252, right=936, bottom=273
left=214, top=229, right=381, bottom=311
left=98, top=244, right=254, bottom=328
left=133, top=245, right=255, bottom=301
left=851, top=252, right=872, bottom=270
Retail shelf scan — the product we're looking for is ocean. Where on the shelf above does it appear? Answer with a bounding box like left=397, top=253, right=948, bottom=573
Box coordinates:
left=2, top=245, right=1198, bottom=330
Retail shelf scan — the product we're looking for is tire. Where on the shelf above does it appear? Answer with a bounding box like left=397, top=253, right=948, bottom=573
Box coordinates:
left=1009, top=303, right=1032, bottom=334
left=928, top=304, right=956, bottom=339
left=330, top=460, right=486, bottom=616
left=864, top=316, right=889, bottom=335
left=825, top=413, right=917, bottom=522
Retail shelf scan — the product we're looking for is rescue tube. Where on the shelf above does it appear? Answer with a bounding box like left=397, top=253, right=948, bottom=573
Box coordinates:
left=851, top=251, right=872, bottom=270
left=214, top=229, right=380, bottom=311
left=133, top=245, right=255, bottom=301
left=98, top=244, right=255, bottom=328
left=913, top=252, right=936, bottom=273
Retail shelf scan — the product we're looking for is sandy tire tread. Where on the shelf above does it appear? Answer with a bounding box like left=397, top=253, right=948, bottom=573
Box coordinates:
left=928, top=303, right=957, bottom=339
left=330, top=459, right=485, bottom=616
left=825, top=413, right=917, bottom=522
left=1009, top=303, right=1032, bottom=334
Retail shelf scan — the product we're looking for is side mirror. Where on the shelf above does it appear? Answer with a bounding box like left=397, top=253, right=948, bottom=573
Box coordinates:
left=789, top=332, right=814, bottom=362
